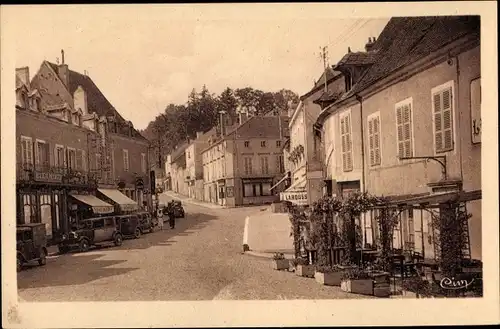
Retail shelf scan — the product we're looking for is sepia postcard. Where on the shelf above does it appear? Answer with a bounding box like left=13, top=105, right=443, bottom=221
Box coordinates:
left=1, top=2, right=499, bottom=328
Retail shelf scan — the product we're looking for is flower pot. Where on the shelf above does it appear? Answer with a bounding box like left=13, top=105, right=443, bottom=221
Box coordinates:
left=315, top=271, right=343, bottom=286
left=373, top=283, right=391, bottom=297
left=296, top=264, right=315, bottom=278
left=273, top=259, right=289, bottom=271
left=341, top=279, right=374, bottom=295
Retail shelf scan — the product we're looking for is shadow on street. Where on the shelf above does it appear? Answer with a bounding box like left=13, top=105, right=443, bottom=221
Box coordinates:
left=17, top=211, right=219, bottom=289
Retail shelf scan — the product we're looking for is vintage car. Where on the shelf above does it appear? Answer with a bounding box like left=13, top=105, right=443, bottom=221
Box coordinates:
left=58, top=216, right=123, bottom=253
left=115, top=214, right=142, bottom=239
left=136, top=212, right=155, bottom=234
left=16, top=223, right=48, bottom=272
left=165, top=200, right=185, bottom=219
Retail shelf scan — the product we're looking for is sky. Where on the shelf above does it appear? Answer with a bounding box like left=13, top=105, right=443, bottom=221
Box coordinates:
left=6, top=4, right=390, bottom=130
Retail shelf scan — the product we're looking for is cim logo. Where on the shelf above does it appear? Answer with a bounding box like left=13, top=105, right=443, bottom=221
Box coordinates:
left=440, top=276, right=475, bottom=290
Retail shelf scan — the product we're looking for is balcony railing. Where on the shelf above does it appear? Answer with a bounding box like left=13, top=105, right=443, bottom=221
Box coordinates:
left=17, top=162, right=96, bottom=187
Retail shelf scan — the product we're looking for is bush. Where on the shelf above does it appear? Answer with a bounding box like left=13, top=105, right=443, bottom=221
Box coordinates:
left=341, top=267, right=370, bottom=280
left=292, top=258, right=308, bottom=267
left=316, top=265, right=343, bottom=273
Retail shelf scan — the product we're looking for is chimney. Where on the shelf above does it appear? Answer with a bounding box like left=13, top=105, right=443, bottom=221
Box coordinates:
left=57, top=49, right=70, bottom=88
left=16, top=67, right=30, bottom=89
left=365, top=37, right=376, bottom=52
left=219, top=111, right=226, bottom=136
left=238, top=111, right=248, bottom=125
left=196, top=131, right=203, bottom=139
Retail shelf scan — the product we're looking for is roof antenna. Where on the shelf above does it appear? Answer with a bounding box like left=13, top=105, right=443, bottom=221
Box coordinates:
left=56, top=57, right=60, bottom=65
left=61, top=49, right=65, bottom=65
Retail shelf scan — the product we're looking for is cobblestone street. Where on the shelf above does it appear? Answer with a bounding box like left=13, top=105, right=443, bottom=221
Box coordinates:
left=18, top=200, right=370, bottom=301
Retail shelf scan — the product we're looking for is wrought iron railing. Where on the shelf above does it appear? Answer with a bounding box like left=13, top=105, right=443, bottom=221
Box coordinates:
left=17, top=162, right=95, bottom=187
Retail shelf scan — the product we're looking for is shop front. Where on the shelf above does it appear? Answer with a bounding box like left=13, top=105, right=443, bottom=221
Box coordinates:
left=280, top=177, right=308, bottom=206
left=68, top=193, right=114, bottom=227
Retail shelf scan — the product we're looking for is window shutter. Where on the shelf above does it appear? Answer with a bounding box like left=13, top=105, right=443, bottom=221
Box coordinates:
left=396, top=107, right=404, bottom=158
left=403, top=104, right=412, bottom=157
left=368, top=119, right=374, bottom=166
left=46, top=143, right=53, bottom=167
left=35, top=142, right=40, bottom=165
left=374, top=117, right=381, bottom=165
left=21, top=140, right=27, bottom=165
left=442, top=88, right=453, bottom=150
left=434, top=93, right=443, bottom=151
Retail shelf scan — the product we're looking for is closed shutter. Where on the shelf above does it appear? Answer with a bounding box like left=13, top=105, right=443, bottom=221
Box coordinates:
left=82, top=150, right=87, bottom=171
left=434, top=87, right=454, bottom=152
left=368, top=119, right=374, bottom=166
left=345, top=115, right=353, bottom=171
left=341, top=117, right=347, bottom=171
left=396, top=103, right=412, bottom=158
left=374, top=117, right=381, bottom=165
left=35, top=141, right=41, bottom=165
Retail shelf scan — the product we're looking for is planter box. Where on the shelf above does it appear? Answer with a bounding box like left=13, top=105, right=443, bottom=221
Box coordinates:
left=341, top=279, right=374, bottom=296
left=296, top=264, right=315, bottom=278
left=273, top=259, right=289, bottom=271
left=315, top=271, right=343, bottom=286
left=373, top=283, right=391, bottom=297
left=370, top=271, right=390, bottom=284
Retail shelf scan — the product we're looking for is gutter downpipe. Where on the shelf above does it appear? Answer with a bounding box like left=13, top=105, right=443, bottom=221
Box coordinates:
left=454, top=54, right=465, bottom=187
left=355, top=94, right=367, bottom=260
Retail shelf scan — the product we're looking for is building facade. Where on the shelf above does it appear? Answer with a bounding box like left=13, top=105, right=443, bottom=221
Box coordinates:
left=202, top=116, right=289, bottom=207
left=279, top=67, right=346, bottom=205
left=316, top=16, right=481, bottom=260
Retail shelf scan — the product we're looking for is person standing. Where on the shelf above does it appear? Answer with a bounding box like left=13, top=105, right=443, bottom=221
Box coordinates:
left=157, top=207, right=164, bottom=231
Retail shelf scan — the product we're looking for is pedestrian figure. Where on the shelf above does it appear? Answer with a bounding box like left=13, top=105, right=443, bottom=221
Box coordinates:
left=166, top=203, right=176, bottom=229
left=158, top=208, right=164, bottom=231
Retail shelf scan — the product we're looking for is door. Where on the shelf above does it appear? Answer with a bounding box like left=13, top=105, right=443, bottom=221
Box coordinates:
left=40, top=194, right=53, bottom=238
left=92, top=218, right=108, bottom=243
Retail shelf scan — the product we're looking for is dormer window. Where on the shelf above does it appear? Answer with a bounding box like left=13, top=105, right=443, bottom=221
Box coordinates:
left=345, top=72, right=353, bottom=92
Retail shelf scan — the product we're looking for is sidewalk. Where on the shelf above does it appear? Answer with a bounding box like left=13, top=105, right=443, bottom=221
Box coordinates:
left=242, top=208, right=294, bottom=259
left=162, top=190, right=227, bottom=210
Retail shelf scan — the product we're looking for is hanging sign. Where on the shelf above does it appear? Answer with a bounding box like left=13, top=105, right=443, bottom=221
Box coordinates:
left=280, top=191, right=308, bottom=205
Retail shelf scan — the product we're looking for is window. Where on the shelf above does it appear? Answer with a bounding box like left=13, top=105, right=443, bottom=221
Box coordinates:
left=243, top=183, right=254, bottom=197
left=242, top=182, right=272, bottom=197
left=123, top=149, right=129, bottom=171
left=67, top=148, right=76, bottom=169
left=276, top=141, right=281, bottom=148
left=96, top=153, right=101, bottom=170
left=82, top=150, right=87, bottom=171
left=35, top=140, right=50, bottom=168
left=244, top=141, right=250, bottom=148
left=76, top=149, right=83, bottom=170
left=141, top=153, right=146, bottom=173
left=367, top=113, right=381, bottom=166
left=276, top=155, right=285, bottom=173
left=261, top=141, right=266, bottom=147
left=260, top=156, right=269, bottom=174
left=244, top=157, right=253, bottom=175
left=340, top=112, right=353, bottom=171
left=470, top=77, right=481, bottom=144
left=55, top=145, right=65, bottom=167
left=261, top=182, right=271, bottom=196
left=432, top=83, right=454, bottom=153
left=20, top=136, right=33, bottom=166
left=395, top=99, right=413, bottom=158
left=187, top=151, right=190, bottom=159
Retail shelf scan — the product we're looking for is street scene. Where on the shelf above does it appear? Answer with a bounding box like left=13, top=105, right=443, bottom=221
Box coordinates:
left=7, top=5, right=487, bottom=310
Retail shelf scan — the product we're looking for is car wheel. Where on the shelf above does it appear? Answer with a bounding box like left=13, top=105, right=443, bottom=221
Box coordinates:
left=79, top=239, right=90, bottom=252
left=38, top=249, right=47, bottom=266
left=134, top=228, right=141, bottom=239
left=58, top=245, right=69, bottom=254
left=17, top=256, right=23, bottom=272
left=114, top=233, right=123, bottom=246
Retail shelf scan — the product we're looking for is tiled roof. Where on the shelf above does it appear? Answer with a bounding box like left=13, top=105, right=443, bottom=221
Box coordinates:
left=15, top=75, right=25, bottom=90
left=336, top=51, right=378, bottom=67
left=313, top=67, right=341, bottom=90
left=314, top=89, right=343, bottom=104
left=46, top=61, right=148, bottom=141
left=337, top=16, right=480, bottom=102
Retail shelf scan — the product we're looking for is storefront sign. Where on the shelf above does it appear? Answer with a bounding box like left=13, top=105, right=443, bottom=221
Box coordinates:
left=280, top=191, right=308, bottom=205
left=35, top=171, right=63, bottom=183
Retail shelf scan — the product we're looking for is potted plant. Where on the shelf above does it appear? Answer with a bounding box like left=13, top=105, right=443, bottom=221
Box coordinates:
left=340, top=267, right=374, bottom=296
left=272, top=252, right=289, bottom=271
left=314, top=265, right=344, bottom=286
left=294, top=258, right=315, bottom=278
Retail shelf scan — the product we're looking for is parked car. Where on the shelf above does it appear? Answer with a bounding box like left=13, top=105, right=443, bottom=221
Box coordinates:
left=16, top=223, right=48, bottom=272
left=166, top=200, right=185, bottom=219
left=137, top=212, right=155, bottom=234
left=58, top=216, right=123, bottom=253
left=115, top=214, right=142, bottom=239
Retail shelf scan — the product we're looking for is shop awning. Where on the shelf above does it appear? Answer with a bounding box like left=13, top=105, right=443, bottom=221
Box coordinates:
left=98, top=188, right=139, bottom=212
left=70, top=194, right=114, bottom=214
left=280, top=177, right=308, bottom=205
left=270, top=172, right=290, bottom=191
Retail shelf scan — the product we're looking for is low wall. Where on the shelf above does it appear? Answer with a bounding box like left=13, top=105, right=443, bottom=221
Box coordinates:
left=246, top=211, right=294, bottom=254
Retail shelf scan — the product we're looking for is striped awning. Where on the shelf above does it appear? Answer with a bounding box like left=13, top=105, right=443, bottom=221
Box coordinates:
left=70, top=194, right=114, bottom=214
left=98, top=188, right=139, bottom=212
left=270, top=172, right=290, bottom=191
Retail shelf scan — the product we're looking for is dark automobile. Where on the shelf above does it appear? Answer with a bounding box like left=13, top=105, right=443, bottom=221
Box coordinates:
left=166, top=200, right=185, bottom=218
left=115, top=214, right=142, bottom=239
left=58, top=216, right=123, bottom=253
left=16, top=223, right=48, bottom=272
left=136, top=212, right=155, bottom=234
